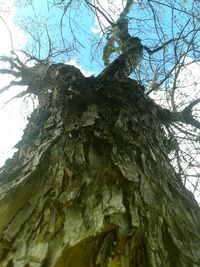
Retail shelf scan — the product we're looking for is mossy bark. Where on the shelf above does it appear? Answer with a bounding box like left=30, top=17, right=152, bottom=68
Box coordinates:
left=0, top=77, right=200, bottom=267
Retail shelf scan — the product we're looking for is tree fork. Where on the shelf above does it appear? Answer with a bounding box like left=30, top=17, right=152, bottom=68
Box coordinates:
left=0, top=76, right=200, bottom=267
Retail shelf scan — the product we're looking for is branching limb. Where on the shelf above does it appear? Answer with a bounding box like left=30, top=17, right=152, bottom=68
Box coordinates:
left=158, top=99, right=200, bottom=129
left=148, top=0, right=200, bottom=19
left=0, top=54, right=26, bottom=94
left=0, top=81, right=25, bottom=94
left=84, top=0, right=114, bottom=26
left=0, top=90, right=28, bottom=110
left=117, top=0, right=134, bottom=23
left=0, top=68, right=20, bottom=77
left=180, top=99, right=200, bottom=129
left=143, top=39, right=175, bottom=55
left=143, top=17, right=191, bottom=56
left=182, top=99, right=200, bottom=114
left=0, top=16, right=14, bottom=50
left=0, top=53, right=49, bottom=97
left=0, top=54, right=25, bottom=71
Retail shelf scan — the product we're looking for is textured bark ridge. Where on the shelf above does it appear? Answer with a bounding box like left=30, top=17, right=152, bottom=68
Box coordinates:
left=100, top=18, right=143, bottom=79
left=0, top=76, right=200, bottom=267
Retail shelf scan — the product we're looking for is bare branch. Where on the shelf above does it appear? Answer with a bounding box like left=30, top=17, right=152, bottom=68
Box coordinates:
left=0, top=80, right=25, bottom=94
left=143, top=18, right=191, bottom=56
left=60, top=0, right=74, bottom=47
left=0, top=68, right=20, bottom=77
left=0, top=90, right=28, bottom=109
left=157, top=100, right=200, bottom=129
left=182, top=99, right=200, bottom=114
left=0, top=16, right=14, bottom=50
left=84, top=0, right=114, bottom=26
left=149, top=0, right=200, bottom=19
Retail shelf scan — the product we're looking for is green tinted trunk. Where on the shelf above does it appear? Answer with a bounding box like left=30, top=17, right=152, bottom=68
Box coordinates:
left=0, top=77, right=199, bottom=267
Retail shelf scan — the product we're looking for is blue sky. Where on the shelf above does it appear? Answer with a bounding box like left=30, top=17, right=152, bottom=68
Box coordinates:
left=13, top=0, right=199, bottom=80
left=14, top=0, right=102, bottom=75
left=0, top=0, right=101, bottom=167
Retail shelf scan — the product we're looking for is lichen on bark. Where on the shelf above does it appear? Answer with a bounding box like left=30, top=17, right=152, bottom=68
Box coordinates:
left=0, top=74, right=200, bottom=267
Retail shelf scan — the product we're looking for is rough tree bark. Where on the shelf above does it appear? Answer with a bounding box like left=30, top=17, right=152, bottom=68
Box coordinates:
left=0, top=65, right=200, bottom=266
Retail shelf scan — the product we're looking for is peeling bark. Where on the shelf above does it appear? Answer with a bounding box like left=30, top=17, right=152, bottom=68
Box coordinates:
left=0, top=76, right=200, bottom=267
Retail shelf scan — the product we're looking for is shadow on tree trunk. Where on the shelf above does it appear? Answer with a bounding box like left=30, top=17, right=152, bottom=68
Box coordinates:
left=0, top=78, right=200, bottom=267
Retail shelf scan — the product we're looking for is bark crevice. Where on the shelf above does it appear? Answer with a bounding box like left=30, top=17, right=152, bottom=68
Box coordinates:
left=0, top=78, right=200, bottom=266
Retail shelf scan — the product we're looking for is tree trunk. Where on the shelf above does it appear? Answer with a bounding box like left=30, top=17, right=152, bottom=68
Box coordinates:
left=0, top=76, right=200, bottom=267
